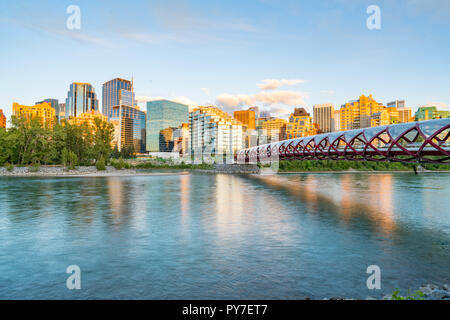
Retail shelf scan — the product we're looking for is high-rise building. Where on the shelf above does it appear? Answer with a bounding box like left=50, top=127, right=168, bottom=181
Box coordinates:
left=58, top=103, right=66, bottom=121
left=386, top=100, right=412, bottom=123
left=261, top=118, right=287, bottom=141
left=234, top=109, right=256, bottom=130
left=313, top=103, right=334, bottom=133
left=36, top=99, right=60, bottom=122
left=340, top=94, right=385, bottom=130
left=334, top=110, right=341, bottom=131
left=415, top=106, right=450, bottom=121
left=110, top=105, right=146, bottom=153
left=387, top=100, right=406, bottom=109
left=102, top=78, right=133, bottom=119
left=12, top=102, right=56, bottom=128
left=146, top=100, right=189, bottom=152
left=189, top=106, right=244, bottom=159
left=0, top=109, right=6, bottom=128
left=286, top=108, right=315, bottom=139
left=65, top=83, right=99, bottom=119
left=370, top=110, right=391, bottom=127
left=398, top=107, right=413, bottom=123
left=68, top=109, right=107, bottom=128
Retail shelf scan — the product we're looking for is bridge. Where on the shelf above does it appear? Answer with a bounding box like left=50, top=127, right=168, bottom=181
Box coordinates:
left=237, top=118, right=450, bottom=164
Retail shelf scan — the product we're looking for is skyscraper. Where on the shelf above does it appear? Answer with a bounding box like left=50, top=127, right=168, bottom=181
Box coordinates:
left=286, top=108, right=315, bottom=139
left=339, top=94, right=384, bottom=130
left=313, top=103, right=334, bottom=133
left=102, top=78, right=133, bottom=119
left=65, top=83, right=99, bottom=119
left=234, top=109, right=256, bottom=130
left=146, top=100, right=189, bottom=152
left=189, top=106, right=244, bottom=159
left=110, top=105, right=146, bottom=153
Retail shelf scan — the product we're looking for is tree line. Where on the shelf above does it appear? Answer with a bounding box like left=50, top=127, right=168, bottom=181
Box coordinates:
left=0, top=115, right=115, bottom=167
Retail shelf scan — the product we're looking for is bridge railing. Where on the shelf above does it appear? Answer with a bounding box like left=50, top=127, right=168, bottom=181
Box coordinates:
left=236, top=118, right=450, bottom=164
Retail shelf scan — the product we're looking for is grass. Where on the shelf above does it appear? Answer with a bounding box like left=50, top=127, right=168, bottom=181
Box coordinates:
left=277, top=160, right=450, bottom=172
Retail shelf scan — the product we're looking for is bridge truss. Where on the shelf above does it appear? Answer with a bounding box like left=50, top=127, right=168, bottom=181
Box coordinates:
left=237, top=118, right=450, bottom=164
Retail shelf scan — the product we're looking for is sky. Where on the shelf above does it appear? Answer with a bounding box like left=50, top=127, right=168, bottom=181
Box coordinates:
left=0, top=0, right=449, bottom=119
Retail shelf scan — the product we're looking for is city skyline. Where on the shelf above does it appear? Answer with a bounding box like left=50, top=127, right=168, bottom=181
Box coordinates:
left=1, top=0, right=449, bottom=119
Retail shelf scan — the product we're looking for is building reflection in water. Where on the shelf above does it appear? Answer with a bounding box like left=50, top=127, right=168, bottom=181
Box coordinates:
left=252, top=173, right=397, bottom=236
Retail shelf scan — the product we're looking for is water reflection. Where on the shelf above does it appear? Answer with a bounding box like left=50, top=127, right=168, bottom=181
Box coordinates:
left=0, top=173, right=449, bottom=299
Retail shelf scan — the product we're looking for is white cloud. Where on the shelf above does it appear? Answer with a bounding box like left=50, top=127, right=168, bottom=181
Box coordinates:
left=258, top=79, right=305, bottom=91
left=201, top=88, right=210, bottom=95
left=216, top=90, right=308, bottom=109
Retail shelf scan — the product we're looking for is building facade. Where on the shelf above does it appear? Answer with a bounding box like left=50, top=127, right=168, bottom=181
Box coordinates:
left=110, top=105, right=146, bottom=153
left=286, top=108, right=315, bottom=139
left=415, top=106, right=450, bottom=121
left=65, top=83, right=99, bottom=119
left=12, top=102, right=56, bottom=128
left=234, top=109, right=256, bottom=130
left=334, top=110, right=341, bottom=131
left=340, top=94, right=385, bottom=130
left=189, top=106, right=244, bottom=160
left=0, top=109, right=6, bottom=128
left=102, top=78, right=133, bottom=119
left=261, top=118, right=287, bottom=141
left=36, top=99, right=60, bottom=123
left=146, top=100, right=188, bottom=152
left=387, top=100, right=406, bottom=109
left=68, top=109, right=108, bottom=128
left=398, top=107, right=413, bottom=123
left=313, top=103, right=334, bottom=133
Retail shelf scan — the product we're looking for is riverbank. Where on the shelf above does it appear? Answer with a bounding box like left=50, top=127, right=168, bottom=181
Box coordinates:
left=1, top=164, right=450, bottom=177
left=0, top=165, right=191, bottom=177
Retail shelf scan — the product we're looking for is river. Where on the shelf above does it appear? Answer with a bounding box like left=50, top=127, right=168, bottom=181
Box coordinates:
left=0, top=172, right=449, bottom=299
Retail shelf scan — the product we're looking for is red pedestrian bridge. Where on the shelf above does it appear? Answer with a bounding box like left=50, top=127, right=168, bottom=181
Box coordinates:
left=237, top=118, right=450, bottom=164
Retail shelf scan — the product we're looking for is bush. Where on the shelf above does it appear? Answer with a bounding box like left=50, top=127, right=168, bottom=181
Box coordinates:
left=111, top=158, right=129, bottom=170
left=6, top=163, right=14, bottom=172
left=29, top=163, right=40, bottom=173
left=61, top=148, right=78, bottom=170
left=96, top=156, right=106, bottom=171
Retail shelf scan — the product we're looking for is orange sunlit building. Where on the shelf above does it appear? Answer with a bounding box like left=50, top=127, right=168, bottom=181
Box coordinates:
left=68, top=109, right=107, bottom=128
left=12, top=102, right=56, bottom=128
left=262, top=118, right=287, bottom=141
left=286, top=107, right=316, bottom=139
left=234, top=109, right=256, bottom=130
left=340, top=94, right=385, bottom=130
left=0, top=109, right=6, bottom=128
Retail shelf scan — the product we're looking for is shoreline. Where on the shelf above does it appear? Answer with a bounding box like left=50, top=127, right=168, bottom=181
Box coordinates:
left=1, top=165, right=450, bottom=177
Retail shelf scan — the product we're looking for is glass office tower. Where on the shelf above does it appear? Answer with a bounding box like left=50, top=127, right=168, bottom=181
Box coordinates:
left=110, top=103, right=146, bottom=153
left=146, top=100, right=189, bottom=152
left=65, top=83, right=99, bottom=119
left=102, top=78, right=133, bottom=119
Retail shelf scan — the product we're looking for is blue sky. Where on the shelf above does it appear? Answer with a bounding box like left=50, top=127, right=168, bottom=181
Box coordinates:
left=1, top=0, right=449, bottom=119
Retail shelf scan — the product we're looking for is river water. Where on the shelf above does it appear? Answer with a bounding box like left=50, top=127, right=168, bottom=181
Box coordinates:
left=0, top=172, right=449, bottom=299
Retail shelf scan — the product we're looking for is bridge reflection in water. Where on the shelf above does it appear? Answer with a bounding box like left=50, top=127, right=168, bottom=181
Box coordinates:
left=237, top=118, right=450, bottom=164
